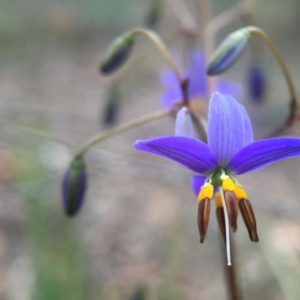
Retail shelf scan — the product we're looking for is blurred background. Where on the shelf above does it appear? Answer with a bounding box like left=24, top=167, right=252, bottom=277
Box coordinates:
left=0, top=0, right=300, bottom=299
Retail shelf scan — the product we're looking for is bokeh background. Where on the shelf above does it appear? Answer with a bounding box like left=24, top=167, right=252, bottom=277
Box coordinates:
left=0, top=0, right=300, bottom=299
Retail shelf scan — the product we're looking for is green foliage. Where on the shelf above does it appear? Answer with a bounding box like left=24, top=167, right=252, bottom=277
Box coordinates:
left=14, top=146, right=90, bottom=300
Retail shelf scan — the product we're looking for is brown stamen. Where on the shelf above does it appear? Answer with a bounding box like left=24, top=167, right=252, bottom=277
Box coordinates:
left=224, top=191, right=238, bottom=232
left=198, top=198, right=210, bottom=243
left=238, top=199, right=259, bottom=242
left=216, top=207, right=226, bottom=243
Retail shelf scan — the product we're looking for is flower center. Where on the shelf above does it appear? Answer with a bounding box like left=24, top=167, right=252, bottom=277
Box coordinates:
left=197, top=169, right=259, bottom=266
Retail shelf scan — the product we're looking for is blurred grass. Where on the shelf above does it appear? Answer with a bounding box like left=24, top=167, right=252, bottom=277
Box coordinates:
left=14, top=142, right=90, bottom=300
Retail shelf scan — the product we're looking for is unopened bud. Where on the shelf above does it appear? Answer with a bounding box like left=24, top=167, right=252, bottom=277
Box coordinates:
left=248, top=63, right=266, bottom=102
left=198, top=198, right=210, bottom=243
left=100, top=32, right=135, bottom=74
left=62, top=157, right=87, bottom=217
left=238, top=199, right=259, bottom=242
left=175, top=107, right=194, bottom=138
left=207, top=28, right=251, bottom=75
left=102, top=85, right=120, bottom=126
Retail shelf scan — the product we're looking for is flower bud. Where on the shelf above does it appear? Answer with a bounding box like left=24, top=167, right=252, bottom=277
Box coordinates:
left=175, top=107, right=194, bottom=138
left=100, top=32, right=135, bottom=74
left=207, top=28, right=251, bottom=75
left=102, top=85, right=120, bottom=126
left=62, top=157, right=87, bottom=217
left=248, top=63, right=265, bottom=102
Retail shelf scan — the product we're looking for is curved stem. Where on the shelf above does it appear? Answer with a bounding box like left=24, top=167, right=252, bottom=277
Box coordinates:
left=131, top=28, right=190, bottom=105
left=248, top=26, right=298, bottom=136
left=75, top=110, right=171, bottom=158
left=206, top=0, right=254, bottom=36
left=163, top=0, right=197, bottom=34
left=131, top=28, right=183, bottom=84
left=197, top=0, right=215, bottom=95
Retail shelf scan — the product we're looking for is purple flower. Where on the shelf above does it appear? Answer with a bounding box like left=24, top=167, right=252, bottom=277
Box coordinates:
left=160, top=49, right=242, bottom=109
left=134, top=93, right=300, bottom=265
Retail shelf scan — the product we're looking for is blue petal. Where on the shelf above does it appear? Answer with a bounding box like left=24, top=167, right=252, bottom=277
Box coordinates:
left=239, top=104, right=253, bottom=145
left=134, top=136, right=218, bottom=174
left=160, top=69, right=180, bottom=87
left=187, top=49, right=208, bottom=98
left=160, top=89, right=182, bottom=109
left=175, top=107, right=194, bottom=138
left=191, top=175, right=206, bottom=195
left=228, top=137, right=300, bottom=174
left=217, top=80, right=243, bottom=99
left=207, top=93, right=245, bottom=167
left=159, top=69, right=185, bottom=109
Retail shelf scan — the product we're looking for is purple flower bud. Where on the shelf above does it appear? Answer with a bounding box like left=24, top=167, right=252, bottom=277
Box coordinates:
left=175, top=107, right=194, bottom=138
left=248, top=64, right=265, bottom=102
left=207, top=28, right=251, bottom=75
left=100, top=32, right=135, bottom=74
left=102, top=85, right=120, bottom=126
left=62, top=157, right=87, bottom=217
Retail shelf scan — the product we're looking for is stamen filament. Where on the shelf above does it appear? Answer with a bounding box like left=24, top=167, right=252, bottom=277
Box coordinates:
left=220, top=187, right=231, bottom=266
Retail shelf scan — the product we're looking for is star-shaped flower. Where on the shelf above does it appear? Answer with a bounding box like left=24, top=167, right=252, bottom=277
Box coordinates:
left=160, top=49, right=242, bottom=109
left=134, top=92, right=300, bottom=264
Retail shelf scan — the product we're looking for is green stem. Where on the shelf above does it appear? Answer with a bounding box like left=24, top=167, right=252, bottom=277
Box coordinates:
left=131, top=28, right=183, bottom=84
left=163, top=0, right=197, bottom=34
left=206, top=0, right=254, bottom=35
left=131, top=28, right=190, bottom=105
left=248, top=26, right=298, bottom=136
left=221, top=237, right=242, bottom=300
left=197, top=0, right=215, bottom=96
left=75, top=110, right=171, bottom=158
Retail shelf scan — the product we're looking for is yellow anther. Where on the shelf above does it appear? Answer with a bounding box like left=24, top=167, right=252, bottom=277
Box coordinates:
left=215, top=192, right=223, bottom=207
left=233, top=185, right=248, bottom=200
left=198, top=183, right=214, bottom=203
left=222, top=177, right=235, bottom=191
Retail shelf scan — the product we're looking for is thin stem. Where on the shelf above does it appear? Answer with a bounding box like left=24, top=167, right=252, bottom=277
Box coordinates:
left=248, top=26, right=298, bottom=136
left=196, top=0, right=215, bottom=95
left=220, top=187, right=231, bottom=266
left=222, top=237, right=241, bottom=300
left=131, top=28, right=190, bottom=105
left=164, top=0, right=197, bottom=34
left=197, top=0, right=211, bottom=46
left=189, top=111, right=207, bottom=142
left=75, top=110, right=171, bottom=158
left=132, top=28, right=184, bottom=84
left=206, top=0, right=254, bottom=36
